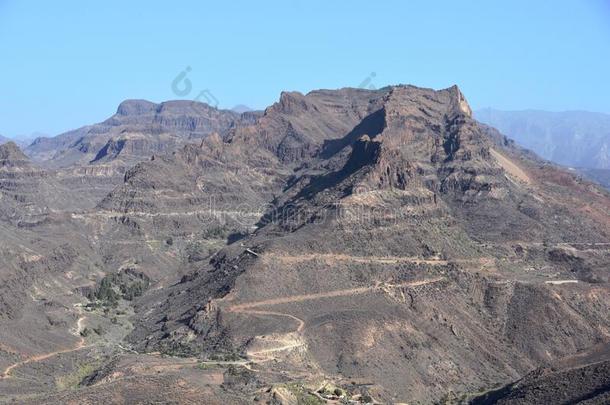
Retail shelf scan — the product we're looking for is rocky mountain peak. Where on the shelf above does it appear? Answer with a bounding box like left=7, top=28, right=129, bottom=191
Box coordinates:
left=0, top=141, right=30, bottom=166
left=157, top=100, right=215, bottom=114
left=448, top=84, right=472, bottom=117
left=274, top=91, right=311, bottom=114
left=116, top=99, right=157, bottom=116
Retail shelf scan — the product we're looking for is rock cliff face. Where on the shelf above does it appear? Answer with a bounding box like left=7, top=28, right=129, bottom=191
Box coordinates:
left=1, top=86, right=609, bottom=404
left=225, top=88, right=390, bottom=162
left=26, top=99, right=241, bottom=167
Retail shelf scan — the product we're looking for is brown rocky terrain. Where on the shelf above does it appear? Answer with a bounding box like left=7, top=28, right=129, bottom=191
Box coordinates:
left=25, top=99, right=241, bottom=167
left=471, top=344, right=610, bottom=404
left=22, top=100, right=248, bottom=209
left=0, top=142, right=93, bottom=221
left=0, top=85, right=608, bottom=404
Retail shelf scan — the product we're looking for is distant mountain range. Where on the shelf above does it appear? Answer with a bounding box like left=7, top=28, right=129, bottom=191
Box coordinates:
left=475, top=109, right=610, bottom=170
left=475, top=108, right=610, bottom=190
left=0, top=133, right=40, bottom=149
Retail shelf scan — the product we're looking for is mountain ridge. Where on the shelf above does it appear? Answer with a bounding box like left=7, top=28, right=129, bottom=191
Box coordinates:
left=25, top=99, right=243, bottom=167
left=114, top=85, right=609, bottom=403
left=475, top=108, right=610, bottom=170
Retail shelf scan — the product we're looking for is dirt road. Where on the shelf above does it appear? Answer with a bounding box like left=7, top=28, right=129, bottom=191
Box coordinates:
left=1, top=316, right=88, bottom=379
left=226, top=277, right=444, bottom=361
left=228, top=277, right=444, bottom=311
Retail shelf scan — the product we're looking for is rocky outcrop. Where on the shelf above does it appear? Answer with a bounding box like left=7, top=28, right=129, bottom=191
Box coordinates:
left=115, top=99, right=157, bottom=116
left=90, top=134, right=180, bottom=164
left=0, top=142, right=30, bottom=166
left=0, top=142, right=54, bottom=221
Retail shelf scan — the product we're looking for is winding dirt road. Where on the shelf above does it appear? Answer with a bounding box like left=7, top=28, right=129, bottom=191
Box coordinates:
left=1, top=316, right=88, bottom=379
left=227, top=277, right=444, bottom=360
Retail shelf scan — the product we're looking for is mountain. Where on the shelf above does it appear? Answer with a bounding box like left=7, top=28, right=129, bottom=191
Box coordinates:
left=90, top=87, right=396, bottom=284
left=19, top=100, right=250, bottom=210
left=10, top=132, right=47, bottom=149
left=0, top=86, right=609, bottom=404
left=475, top=108, right=610, bottom=169
left=231, top=104, right=255, bottom=114
left=25, top=99, right=242, bottom=167
left=0, top=134, right=37, bottom=149
left=119, top=86, right=609, bottom=403
left=0, top=142, right=92, bottom=222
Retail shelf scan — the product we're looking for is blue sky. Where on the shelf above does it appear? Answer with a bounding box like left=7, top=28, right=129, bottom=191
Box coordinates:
left=1, top=0, right=610, bottom=137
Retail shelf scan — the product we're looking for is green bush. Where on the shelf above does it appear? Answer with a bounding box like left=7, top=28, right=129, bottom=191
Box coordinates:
left=90, top=271, right=150, bottom=307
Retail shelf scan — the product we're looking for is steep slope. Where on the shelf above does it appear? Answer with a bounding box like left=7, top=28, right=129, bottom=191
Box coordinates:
left=0, top=142, right=91, bottom=222
left=127, top=86, right=610, bottom=403
left=0, top=144, right=111, bottom=380
left=471, top=344, right=610, bottom=404
left=475, top=108, right=610, bottom=169
left=86, top=87, right=396, bottom=282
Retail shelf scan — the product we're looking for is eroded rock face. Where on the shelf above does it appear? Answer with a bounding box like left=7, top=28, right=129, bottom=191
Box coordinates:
left=20, top=100, right=252, bottom=216
left=0, top=142, right=91, bottom=221
left=26, top=99, right=242, bottom=168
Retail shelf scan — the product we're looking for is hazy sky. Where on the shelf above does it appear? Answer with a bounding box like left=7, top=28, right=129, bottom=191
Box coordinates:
left=1, top=0, right=610, bottom=137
